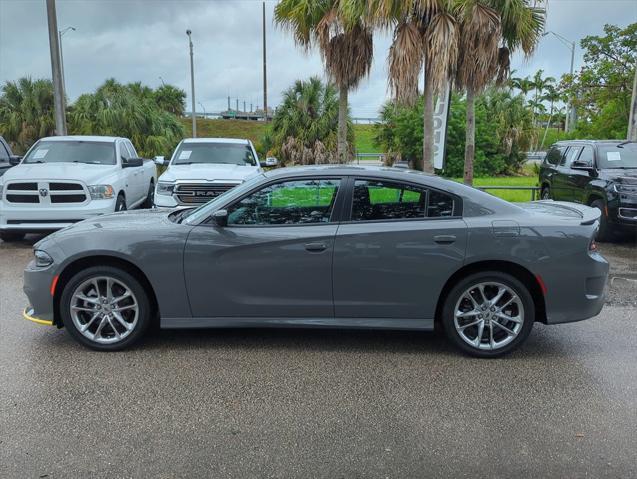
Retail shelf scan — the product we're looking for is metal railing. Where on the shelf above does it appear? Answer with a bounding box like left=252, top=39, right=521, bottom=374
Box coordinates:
left=476, top=186, right=542, bottom=201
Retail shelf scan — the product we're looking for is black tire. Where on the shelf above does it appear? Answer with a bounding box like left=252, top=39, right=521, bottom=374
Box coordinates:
left=115, top=193, right=127, bottom=212
left=0, top=231, right=26, bottom=242
left=591, top=199, right=613, bottom=242
left=541, top=185, right=551, bottom=200
left=441, top=271, right=535, bottom=358
left=141, top=181, right=154, bottom=209
left=60, top=266, right=151, bottom=351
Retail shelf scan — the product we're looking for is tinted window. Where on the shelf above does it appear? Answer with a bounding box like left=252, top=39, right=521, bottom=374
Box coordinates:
left=172, top=142, right=257, bottom=166
left=0, top=143, right=9, bottom=162
left=23, top=140, right=116, bottom=165
left=351, top=180, right=456, bottom=221
left=545, top=146, right=566, bottom=166
left=227, top=178, right=340, bottom=225
left=561, top=146, right=582, bottom=167
left=120, top=142, right=132, bottom=160
left=578, top=146, right=594, bottom=166
left=597, top=144, right=637, bottom=169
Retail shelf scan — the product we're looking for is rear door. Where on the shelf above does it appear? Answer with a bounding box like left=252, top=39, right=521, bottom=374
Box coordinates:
left=553, top=146, right=581, bottom=201
left=566, top=145, right=594, bottom=203
left=332, top=178, right=467, bottom=325
left=184, top=176, right=344, bottom=319
left=541, top=145, right=566, bottom=198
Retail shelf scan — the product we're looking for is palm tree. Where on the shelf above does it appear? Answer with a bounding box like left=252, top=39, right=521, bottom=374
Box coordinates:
left=275, top=0, right=373, bottom=163
left=154, top=84, right=186, bottom=116
left=540, top=84, right=561, bottom=148
left=531, top=69, right=555, bottom=126
left=455, top=0, right=544, bottom=185
left=266, top=76, right=343, bottom=165
left=370, top=0, right=459, bottom=173
left=0, top=77, right=56, bottom=154
left=510, top=75, right=534, bottom=99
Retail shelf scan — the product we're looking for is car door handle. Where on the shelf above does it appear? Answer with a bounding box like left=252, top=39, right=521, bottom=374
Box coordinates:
left=304, top=242, right=327, bottom=252
left=433, top=235, right=456, bottom=244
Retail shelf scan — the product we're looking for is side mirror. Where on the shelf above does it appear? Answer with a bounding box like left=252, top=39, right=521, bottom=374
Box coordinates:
left=123, top=157, right=143, bottom=168
left=571, top=160, right=593, bottom=170
left=9, top=155, right=22, bottom=166
left=154, top=156, right=168, bottom=166
left=211, top=209, right=228, bottom=227
left=264, top=157, right=278, bottom=167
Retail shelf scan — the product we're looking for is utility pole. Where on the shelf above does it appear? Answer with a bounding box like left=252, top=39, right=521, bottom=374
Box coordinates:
left=58, top=26, right=75, bottom=99
left=46, top=0, right=67, bottom=135
left=544, top=31, right=576, bottom=132
left=186, top=29, right=196, bottom=138
left=243, top=101, right=246, bottom=112
left=227, top=96, right=231, bottom=111
left=262, top=1, right=268, bottom=121
left=629, top=64, right=637, bottom=141
left=236, top=99, right=239, bottom=112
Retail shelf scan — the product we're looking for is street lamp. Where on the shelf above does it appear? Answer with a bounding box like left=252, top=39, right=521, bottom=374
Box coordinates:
left=199, top=102, right=206, bottom=118
left=543, top=30, right=576, bottom=132
left=186, top=29, right=196, bottom=138
left=58, top=26, right=75, bottom=98
left=158, top=76, right=166, bottom=87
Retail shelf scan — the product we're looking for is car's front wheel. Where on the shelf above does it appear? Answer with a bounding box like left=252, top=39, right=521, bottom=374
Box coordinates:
left=441, top=271, right=535, bottom=358
left=60, top=266, right=151, bottom=351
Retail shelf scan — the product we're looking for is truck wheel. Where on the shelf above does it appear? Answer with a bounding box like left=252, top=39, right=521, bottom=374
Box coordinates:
left=141, top=181, right=154, bottom=209
left=541, top=186, right=551, bottom=200
left=0, top=231, right=26, bottom=242
left=441, top=271, right=535, bottom=358
left=591, top=199, right=612, bottom=242
left=115, top=194, right=127, bottom=212
left=60, top=266, right=151, bottom=351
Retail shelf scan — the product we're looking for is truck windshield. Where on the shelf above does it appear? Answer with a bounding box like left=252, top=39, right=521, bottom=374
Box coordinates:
left=23, top=141, right=116, bottom=165
left=172, top=143, right=257, bottom=166
left=597, top=143, right=637, bottom=169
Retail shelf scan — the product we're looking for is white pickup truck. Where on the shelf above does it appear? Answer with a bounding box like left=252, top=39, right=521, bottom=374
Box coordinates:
left=153, top=138, right=276, bottom=208
left=0, top=135, right=156, bottom=241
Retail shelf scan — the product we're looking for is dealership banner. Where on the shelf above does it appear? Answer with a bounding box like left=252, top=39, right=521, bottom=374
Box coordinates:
left=432, top=84, right=451, bottom=170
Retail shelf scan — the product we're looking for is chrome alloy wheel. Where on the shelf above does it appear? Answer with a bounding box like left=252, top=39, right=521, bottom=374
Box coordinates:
left=453, top=281, right=524, bottom=351
left=70, top=276, right=139, bottom=344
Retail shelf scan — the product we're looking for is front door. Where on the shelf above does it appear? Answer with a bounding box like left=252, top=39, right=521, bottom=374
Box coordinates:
left=184, top=177, right=343, bottom=318
left=333, top=178, right=467, bottom=324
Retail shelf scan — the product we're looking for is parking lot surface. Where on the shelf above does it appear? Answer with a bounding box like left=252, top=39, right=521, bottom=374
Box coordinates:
left=1, top=236, right=636, bottom=478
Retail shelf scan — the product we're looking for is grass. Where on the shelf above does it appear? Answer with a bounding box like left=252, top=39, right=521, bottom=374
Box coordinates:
left=182, top=118, right=379, bottom=153
left=451, top=176, right=539, bottom=202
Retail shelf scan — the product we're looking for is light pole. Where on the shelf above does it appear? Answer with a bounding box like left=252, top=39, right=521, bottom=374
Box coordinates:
left=58, top=26, right=75, bottom=97
left=186, top=29, right=196, bottom=138
left=46, top=0, right=66, bottom=135
left=199, top=102, right=206, bottom=118
left=262, top=1, right=268, bottom=121
left=543, top=31, right=576, bottom=132
left=159, top=76, right=166, bottom=86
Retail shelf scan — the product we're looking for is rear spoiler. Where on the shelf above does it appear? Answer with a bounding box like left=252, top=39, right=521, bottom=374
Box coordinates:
left=535, top=200, right=601, bottom=225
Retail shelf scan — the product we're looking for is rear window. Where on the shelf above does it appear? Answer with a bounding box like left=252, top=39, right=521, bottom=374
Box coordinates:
left=23, top=140, right=116, bottom=165
left=545, top=146, right=566, bottom=165
left=172, top=142, right=257, bottom=166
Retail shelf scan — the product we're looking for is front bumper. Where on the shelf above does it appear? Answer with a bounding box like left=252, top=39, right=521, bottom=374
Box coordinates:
left=23, top=307, right=54, bottom=326
left=0, top=198, right=116, bottom=232
left=23, top=259, right=58, bottom=323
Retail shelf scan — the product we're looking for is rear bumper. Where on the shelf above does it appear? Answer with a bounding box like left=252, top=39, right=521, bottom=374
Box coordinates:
left=541, top=251, right=609, bottom=325
left=0, top=198, right=115, bottom=231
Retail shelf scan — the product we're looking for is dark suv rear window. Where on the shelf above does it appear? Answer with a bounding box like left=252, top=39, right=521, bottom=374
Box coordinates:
left=545, top=146, right=566, bottom=165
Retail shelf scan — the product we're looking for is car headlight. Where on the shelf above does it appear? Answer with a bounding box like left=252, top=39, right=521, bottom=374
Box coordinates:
left=157, top=181, right=175, bottom=196
left=88, top=185, right=114, bottom=199
left=613, top=183, right=637, bottom=195
left=34, top=250, right=54, bottom=267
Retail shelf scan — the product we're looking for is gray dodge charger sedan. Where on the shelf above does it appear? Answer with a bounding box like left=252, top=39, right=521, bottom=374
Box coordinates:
left=22, top=165, right=609, bottom=357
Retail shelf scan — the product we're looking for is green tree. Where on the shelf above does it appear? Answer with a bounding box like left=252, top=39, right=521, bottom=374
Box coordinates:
left=154, top=84, right=186, bottom=116
left=562, top=22, right=637, bottom=139
left=0, top=77, right=56, bottom=154
left=265, top=76, right=349, bottom=165
left=275, top=0, right=372, bottom=163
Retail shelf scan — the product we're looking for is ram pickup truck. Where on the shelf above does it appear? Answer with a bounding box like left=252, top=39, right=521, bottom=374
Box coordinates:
left=0, top=135, right=156, bottom=241
left=153, top=138, right=275, bottom=207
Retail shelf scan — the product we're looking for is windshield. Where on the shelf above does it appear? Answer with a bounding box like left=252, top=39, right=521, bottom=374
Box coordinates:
left=23, top=140, right=116, bottom=165
left=597, top=143, right=637, bottom=169
left=172, top=142, right=257, bottom=166
left=183, top=173, right=265, bottom=225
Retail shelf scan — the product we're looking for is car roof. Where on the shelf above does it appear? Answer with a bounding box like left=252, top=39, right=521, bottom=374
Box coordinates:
left=38, top=135, right=123, bottom=143
left=181, top=138, right=250, bottom=145
left=554, top=139, right=629, bottom=145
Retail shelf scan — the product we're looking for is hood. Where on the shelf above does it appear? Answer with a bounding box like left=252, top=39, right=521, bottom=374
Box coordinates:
left=597, top=168, right=637, bottom=184
left=2, top=162, right=118, bottom=185
left=159, top=163, right=261, bottom=183
left=514, top=200, right=600, bottom=225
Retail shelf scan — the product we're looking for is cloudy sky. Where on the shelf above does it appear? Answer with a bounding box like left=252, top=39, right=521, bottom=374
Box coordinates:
left=1, top=0, right=635, bottom=118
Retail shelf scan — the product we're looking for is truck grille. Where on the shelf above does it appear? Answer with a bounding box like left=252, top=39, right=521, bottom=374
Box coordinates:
left=174, top=183, right=239, bottom=205
left=4, top=181, right=88, bottom=204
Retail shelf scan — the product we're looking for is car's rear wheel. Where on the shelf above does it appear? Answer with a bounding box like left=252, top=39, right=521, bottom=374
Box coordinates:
left=0, top=231, right=26, bottom=242
left=60, top=266, right=151, bottom=351
left=591, top=199, right=612, bottom=242
left=441, top=271, right=535, bottom=358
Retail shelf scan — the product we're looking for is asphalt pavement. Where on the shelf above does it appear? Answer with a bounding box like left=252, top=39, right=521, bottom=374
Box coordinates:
left=1, top=235, right=636, bottom=478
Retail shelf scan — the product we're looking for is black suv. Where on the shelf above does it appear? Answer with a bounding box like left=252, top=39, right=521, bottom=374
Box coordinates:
left=539, top=140, right=637, bottom=241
